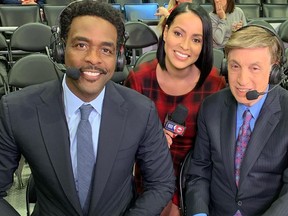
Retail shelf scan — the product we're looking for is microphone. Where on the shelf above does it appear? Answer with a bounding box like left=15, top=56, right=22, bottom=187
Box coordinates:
left=45, top=46, right=81, bottom=80
left=51, top=61, right=81, bottom=80
left=164, top=104, right=188, bottom=136
left=246, top=75, right=287, bottom=100
left=65, top=68, right=81, bottom=80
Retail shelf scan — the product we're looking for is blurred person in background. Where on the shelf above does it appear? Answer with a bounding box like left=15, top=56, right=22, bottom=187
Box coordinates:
left=2, top=0, right=45, bottom=5
left=155, top=0, right=192, bottom=33
left=210, top=0, right=246, bottom=49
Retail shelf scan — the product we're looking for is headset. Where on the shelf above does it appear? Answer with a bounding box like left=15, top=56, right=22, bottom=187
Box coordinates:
left=49, top=0, right=127, bottom=72
left=221, top=24, right=287, bottom=85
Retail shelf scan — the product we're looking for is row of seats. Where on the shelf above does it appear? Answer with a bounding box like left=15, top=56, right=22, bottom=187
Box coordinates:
left=112, top=0, right=288, bottom=4
left=0, top=14, right=287, bottom=97
left=0, top=0, right=71, bottom=4
left=233, top=0, right=287, bottom=4
left=0, top=2, right=287, bottom=28
left=0, top=20, right=159, bottom=97
left=113, top=3, right=288, bottom=21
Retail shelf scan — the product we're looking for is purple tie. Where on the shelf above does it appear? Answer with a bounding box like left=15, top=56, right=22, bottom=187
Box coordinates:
left=234, top=110, right=252, bottom=216
left=235, top=109, right=252, bottom=187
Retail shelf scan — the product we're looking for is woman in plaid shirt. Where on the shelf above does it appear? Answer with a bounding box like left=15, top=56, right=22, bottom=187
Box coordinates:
left=125, top=3, right=226, bottom=216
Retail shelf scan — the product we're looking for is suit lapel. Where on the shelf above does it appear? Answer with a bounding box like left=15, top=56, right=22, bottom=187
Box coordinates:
left=37, top=80, right=82, bottom=215
left=88, top=82, right=128, bottom=214
left=239, top=89, right=281, bottom=188
left=221, top=92, right=238, bottom=193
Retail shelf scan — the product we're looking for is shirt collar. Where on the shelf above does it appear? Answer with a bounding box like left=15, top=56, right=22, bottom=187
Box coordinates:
left=62, top=74, right=105, bottom=119
left=237, top=85, right=269, bottom=119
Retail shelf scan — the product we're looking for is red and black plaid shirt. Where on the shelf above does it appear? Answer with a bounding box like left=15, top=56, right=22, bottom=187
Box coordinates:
left=125, top=59, right=226, bottom=206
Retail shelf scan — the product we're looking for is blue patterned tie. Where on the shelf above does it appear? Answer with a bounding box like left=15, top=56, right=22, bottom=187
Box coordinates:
left=235, top=109, right=252, bottom=187
left=234, top=110, right=252, bottom=216
left=77, top=104, right=95, bottom=209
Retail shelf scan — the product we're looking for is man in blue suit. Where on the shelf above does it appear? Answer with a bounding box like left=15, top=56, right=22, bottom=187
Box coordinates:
left=186, top=25, right=288, bottom=216
left=0, top=1, right=175, bottom=215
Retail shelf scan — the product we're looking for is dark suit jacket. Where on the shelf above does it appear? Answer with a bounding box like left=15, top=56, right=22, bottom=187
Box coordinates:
left=186, top=86, right=288, bottom=216
left=0, top=79, right=175, bottom=216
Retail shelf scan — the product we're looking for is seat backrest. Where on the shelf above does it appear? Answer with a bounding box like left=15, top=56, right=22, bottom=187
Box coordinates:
left=236, top=4, right=261, bottom=20
left=248, top=19, right=275, bottom=31
left=111, top=3, right=122, bottom=11
left=112, top=66, right=130, bottom=84
left=134, top=50, right=157, bottom=68
left=0, top=5, right=40, bottom=27
left=9, top=23, right=52, bottom=65
left=236, top=0, right=261, bottom=4
left=213, top=48, right=224, bottom=72
left=0, top=32, right=9, bottom=58
left=278, top=20, right=288, bottom=44
left=0, top=33, right=9, bottom=96
left=262, top=4, right=288, bottom=18
left=0, top=56, right=8, bottom=96
left=200, top=4, right=213, bottom=14
left=114, top=0, right=142, bottom=6
left=26, top=174, right=37, bottom=216
left=43, top=5, right=66, bottom=27
left=125, top=21, right=158, bottom=65
left=125, top=21, right=159, bottom=49
left=10, top=23, right=52, bottom=52
left=8, top=53, right=61, bottom=90
left=264, top=0, right=288, bottom=3
left=45, top=0, right=71, bottom=5
left=149, top=0, right=169, bottom=6
left=123, top=3, right=159, bottom=21
left=179, top=150, right=193, bottom=216
left=0, top=33, right=8, bottom=51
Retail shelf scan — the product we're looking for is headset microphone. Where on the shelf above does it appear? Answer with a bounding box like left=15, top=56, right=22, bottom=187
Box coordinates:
left=246, top=75, right=287, bottom=100
left=66, top=68, right=81, bottom=80
left=46, top=46, right=81, bottom=80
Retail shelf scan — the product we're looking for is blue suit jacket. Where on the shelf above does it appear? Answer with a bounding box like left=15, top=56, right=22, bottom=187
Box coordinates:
left=186, top=86, right=288, bottom=216
left=0, top=79, right=175, bottom=216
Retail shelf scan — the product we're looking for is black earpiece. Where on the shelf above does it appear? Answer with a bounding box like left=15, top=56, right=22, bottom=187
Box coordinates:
left=50, top=26, right=65, bottom=64
left=221, top=24, right=287, bottom=85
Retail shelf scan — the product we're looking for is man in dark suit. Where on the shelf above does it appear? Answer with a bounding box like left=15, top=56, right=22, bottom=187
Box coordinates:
left=185, top=25, right=288, bottom=216
left=0, top=1, right=175, bottom=216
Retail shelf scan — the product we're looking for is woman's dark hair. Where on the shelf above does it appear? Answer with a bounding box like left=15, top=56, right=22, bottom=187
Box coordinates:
left=156, top=3, right=213, bottom=89
left=212, top=0, right=235, bottom=14
left=59, top=1, right=125, bottom=50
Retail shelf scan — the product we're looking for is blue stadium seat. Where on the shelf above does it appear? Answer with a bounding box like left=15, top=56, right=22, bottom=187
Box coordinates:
left=123, top=3, right=159, bottom=21
left=111, top=3, right=122, bottom=11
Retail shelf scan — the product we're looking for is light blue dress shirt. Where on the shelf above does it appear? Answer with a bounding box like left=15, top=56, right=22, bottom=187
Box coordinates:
left=192, top=86, right=268, bottom=216
left=62, top=75, right=104, bottom=187
left=236, top=86, right=268, bottom=137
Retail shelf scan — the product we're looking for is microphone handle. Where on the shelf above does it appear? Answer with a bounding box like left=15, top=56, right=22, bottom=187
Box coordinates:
left=46, top=46, right=81, bottom=80
left=246, top=75, right=287, bottom=100
left=260, top=77, right=286, bottom=94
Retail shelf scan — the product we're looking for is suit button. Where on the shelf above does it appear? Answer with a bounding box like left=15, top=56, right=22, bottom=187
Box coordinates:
left=237, top=201, right=242, bottom=206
